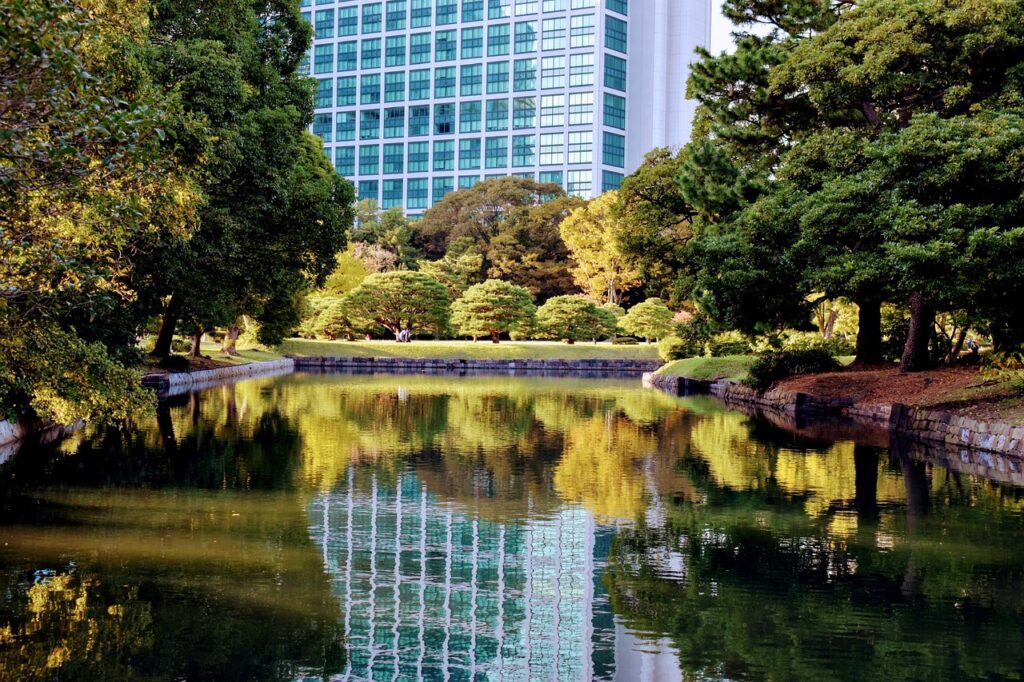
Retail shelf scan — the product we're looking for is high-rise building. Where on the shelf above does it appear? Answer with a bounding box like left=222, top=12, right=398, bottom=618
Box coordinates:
left=302, top=0, right=711, bottom=216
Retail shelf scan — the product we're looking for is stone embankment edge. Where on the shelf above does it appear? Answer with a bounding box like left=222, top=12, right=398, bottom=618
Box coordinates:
left=140, top=358, right=296, bottom=395
left=642, top=372, right=1024, bottom=459
left=292, top=356, right=662, bottom=374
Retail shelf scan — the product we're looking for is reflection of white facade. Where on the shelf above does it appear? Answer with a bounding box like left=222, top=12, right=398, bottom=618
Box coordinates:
left=307, top=468, right=683, bottom=680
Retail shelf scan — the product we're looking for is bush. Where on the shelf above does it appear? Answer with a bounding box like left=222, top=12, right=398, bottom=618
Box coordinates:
left=744, top=348, right=841, bottom=392
left=706, top=331, right=750, bottom=357
left=612, top=337, right=639, bottom=345
left=658, top=336, right=701, bottom=361
left=782, top=331, right=855, bottom=356
left=170, top=338, right=192, bottom=353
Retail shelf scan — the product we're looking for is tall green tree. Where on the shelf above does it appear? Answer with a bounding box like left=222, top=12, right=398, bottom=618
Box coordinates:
left=450, top=280, right=537, bottom=343
left=620, top=299, right=675, bottom=344
left=560, top=192, right=642, bottom=305
left=536, top=296, right=618, bottom=344
left=340, top=272, right=451, bottom=339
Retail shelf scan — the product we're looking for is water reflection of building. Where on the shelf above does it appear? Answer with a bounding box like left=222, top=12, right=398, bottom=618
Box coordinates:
left=307, top=469, right=681, bottom=681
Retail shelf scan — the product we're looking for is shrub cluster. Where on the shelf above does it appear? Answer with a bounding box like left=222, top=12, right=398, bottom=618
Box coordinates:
left=744, top=348, right=840, bottom=392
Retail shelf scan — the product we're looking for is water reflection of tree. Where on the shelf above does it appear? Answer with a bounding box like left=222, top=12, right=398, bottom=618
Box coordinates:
left=0, top=387, right=344, bottom=681
left=602, top=442, right=1024, bottom=681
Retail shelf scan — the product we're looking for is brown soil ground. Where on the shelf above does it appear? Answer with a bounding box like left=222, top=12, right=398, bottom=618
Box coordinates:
left=775, top=365, right=1024, bottom=425
left=141, top=355, right=233, bottom=375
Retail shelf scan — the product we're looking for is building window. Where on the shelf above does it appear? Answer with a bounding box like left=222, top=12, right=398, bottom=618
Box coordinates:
left=336, top=111, right=356, bottom=141
left=462, top=0, right=484, bottom=21
left=460, top=100, right=482, bottom=132
left=604, top=92, right=625, bottom=128
left=385, top=36, right=405, bottom=66
left=432, top=177, right=454, bottom=204
left=602, top=170, right=623, bottom=191
left=567, top=169, right=591, bottom=196
left=569, top=52, right=594, bottom=87
left=337, top=41, right=357, bottom=71
left=314, top=9, right=334, bottom=39
left=338, top=6, right=358, bottom=35
left=409, top=69, right=431, bottom=99
left=434, top=103, right=456, bottom=135
left=540, top=94, right=564, bottom=126
left=459, top=138, right=481, bottom=169
left=435, top=30, right=457, bottom=61
left=312, top=113, right=332, bottom=142
left=382, top=179, right=403, bottom=208
left=433, top=139, right=455, bottom=170
left=539, top=133, right=562, bottom=165
left=459, top=175, right=480, bottom=189
left=515, top=0, right=538, bottom=15
left=461, top=27, right=483, bottom=58
left=568, top=91, right=593, bottom=125
left=488, top=24, right=510, bottom=56
left=410, top=33, right=432, bottom=63
left=409, top=105, right=431, bottom=135
left=605, top=54, right=626, bottom=91
left=514, top=21, right=537, bottom=52
left=384, top=107, right=405, bottom=137
left=336, top=76, right=357, bottom=106
left=487, top=61, right=510, bottom=93
left=411, top=0, right=432, bottom=27
left=513, top=59, right=536, bottom=91
left=606, top=0, right=626, bottom=16
left=539, top=169, right=563, bottom=185
left=362, top=3, right=382, bottom=33
left=335, top=146, right=355, bottom=175
left=360, top=73, right=381, bottom=104
left=434, top=66, right=456, bottom=98
left=512, top=134, right=535, bottom=166
left=385, top=71, right=405, bottom=101
left=603, top=131, right=624, bottom=167
left=408, top=177, right=428, bottom=209
left=460, top=64, right=483, bottom=96
left=489, top=0, right=511, bottom=19
left=567, top=130, right=592, bottom=164
left=541, top=56, right=564, bottom=89
left=605, top=15, right=627, bottom=53
left=485, top=136, right=508, bottom=168
left=542, top=0, right=565, bottom=10
left=486, top=99, right=508, bottom=131
left=541, top=17, right=565, bottom=50
left=569, top=13, right=594, bottom=48
left=315, top=78, right=332, bottom=109
left=408, top=141, right=430, bottom=171
left=314, top=44, right=333, bottom=74
left=361, top=38, right=381, bottom=69
left=436, top=0, right=458, bottom=25
left=386, top=0, right=407, bottom=30
left=360, top=109, right=381, bottom=139
left=383, top=143, right=405, bottom=174
left=359, top=144, right=380, bottom=175
left=359, top=180, right=379, bottom=201
left=513, top=96, right=535, bottom=128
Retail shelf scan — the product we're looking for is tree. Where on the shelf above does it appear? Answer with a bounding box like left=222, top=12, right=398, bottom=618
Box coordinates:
left=620, top=299, right=675, bottom=344
left=560, top=192, right=642, bottom=305
left=537, top=296, right=618, bottom=344
left=419, top=247, right=486, bottom=298
left=351, top=200, right=420, bottom=271
left=450, top=280, right=537, bottom=343
left=147, top=0, right=354, bottom=357
left=340, top=272, right=451, bottom=340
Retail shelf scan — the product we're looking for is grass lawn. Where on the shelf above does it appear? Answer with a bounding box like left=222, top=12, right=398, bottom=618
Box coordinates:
left=198, top=344, right=284, bottom=365
left=277, top=338, right=662, bottom=361
left=655, top=355, right=756, bottom=382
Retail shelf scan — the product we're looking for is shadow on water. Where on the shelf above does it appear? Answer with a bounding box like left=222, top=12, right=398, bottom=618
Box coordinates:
left=3, top=372, right=1024, bottom=680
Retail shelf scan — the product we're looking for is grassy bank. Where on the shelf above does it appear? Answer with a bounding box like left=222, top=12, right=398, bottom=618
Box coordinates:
left=655, top=356, right=756, bottom=382
left=278, top=338, right=661, bottom=361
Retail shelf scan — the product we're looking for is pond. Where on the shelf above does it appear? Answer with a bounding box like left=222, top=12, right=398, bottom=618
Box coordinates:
left=2, top=373, right=1024, bottom=681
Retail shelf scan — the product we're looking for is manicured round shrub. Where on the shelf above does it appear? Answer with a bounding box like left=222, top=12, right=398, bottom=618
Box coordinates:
left=658, top=336, right=701, bottom=362
left=620, top=298, right=674, bottom=343
left=450, top=279, right=536, bottom=343
left=536, top=295, right=617, bottom=344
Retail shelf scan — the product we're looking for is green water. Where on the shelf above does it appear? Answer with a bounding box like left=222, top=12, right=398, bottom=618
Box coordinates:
left=2, top=373, right=1024, bottom=681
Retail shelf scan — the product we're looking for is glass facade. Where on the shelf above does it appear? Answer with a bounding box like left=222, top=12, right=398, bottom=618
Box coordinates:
left=305, top=0, right=660, bottom=214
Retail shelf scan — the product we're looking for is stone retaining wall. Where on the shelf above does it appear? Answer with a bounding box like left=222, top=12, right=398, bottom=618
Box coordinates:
left=142, top=358, right=295, bottom=396
left=296, top=356, right=661, bottom=374
left=642, top=371, right=1024, bottom=459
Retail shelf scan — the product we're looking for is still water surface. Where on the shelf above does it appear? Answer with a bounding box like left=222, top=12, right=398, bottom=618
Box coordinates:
left=2, top=373, right=1024, bottom=681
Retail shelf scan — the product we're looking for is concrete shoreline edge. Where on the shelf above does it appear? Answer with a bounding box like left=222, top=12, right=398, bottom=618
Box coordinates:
left=642, top=371, right=1024, bottom=462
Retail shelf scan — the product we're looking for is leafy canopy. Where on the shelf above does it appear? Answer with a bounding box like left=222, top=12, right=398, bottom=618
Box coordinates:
left=450, top=280, right=537, bottom=342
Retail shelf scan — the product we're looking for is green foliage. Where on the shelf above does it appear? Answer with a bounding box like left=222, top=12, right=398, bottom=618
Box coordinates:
left=658, top=337, right=701, bottom=362
left=981, top=351, right=1024, bottom=393
left=612, top=337, right=640, bottom=346
left=536, top=296, right=618, bottom=343
left=341, top=272, right=451, bottom=339
left=706, top=331, right=751, bottom=358
left=619, top=299, right=675, bottom=342
left=323, top=249, right=370, bottom=296
left=559, top=192, right=642, bottom=304
left=450, top=280, right=537, bottom=342
left=419, top=246, right=486, bottom=298
left=744, top=348, right=841, bottom=392
left=781, top=331, right=855, bottom=357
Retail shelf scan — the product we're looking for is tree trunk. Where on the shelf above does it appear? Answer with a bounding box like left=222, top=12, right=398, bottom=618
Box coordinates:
left=566, top=338, right=575, bottom=345
left=189, top=327, right=203, bottom=358
left=853, top=297, right=883, bottom=365
left=900, top=292, right=934, bottom=372
left=151, top=296, right=178, bottom=358
left=491, top=330, right=500, bottom=344
left=822, top=308, right=839, bottom=340
left=221, top=324, right=240, bottom=356
left=949, top=327, right=967, bottom=364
